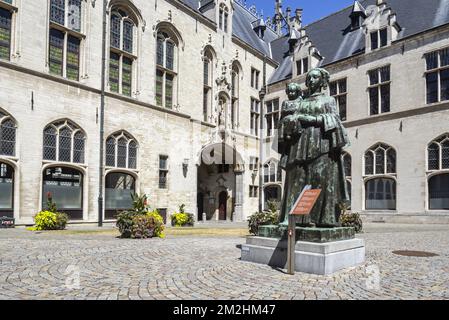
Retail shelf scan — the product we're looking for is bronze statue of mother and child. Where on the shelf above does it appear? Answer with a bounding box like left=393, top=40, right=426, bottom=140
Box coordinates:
left=277, top=67, right=350, bottom=229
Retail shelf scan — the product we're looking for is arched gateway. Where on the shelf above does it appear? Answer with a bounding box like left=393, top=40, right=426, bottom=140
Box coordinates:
left=197, top=143, right=244, bottom=222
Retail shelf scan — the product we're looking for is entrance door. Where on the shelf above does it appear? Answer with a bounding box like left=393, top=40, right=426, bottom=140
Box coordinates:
left=218, top=191, right=227, bottom=220
left=0, top=162, right=14, bottom=218
left=197, top=192, right=204, bottom=221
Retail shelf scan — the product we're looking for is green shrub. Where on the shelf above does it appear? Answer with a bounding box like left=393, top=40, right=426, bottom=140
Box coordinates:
left=247, top=211, right=279, bottom=235
left=30, top=210, right=68, bottom=231
left=341, top=212, right=363, bottom=233
left=171, top=212, right=194, bottom=227
left=147, top=210, right=165, bottom=238
left=116, top=210, right=139, bottom=238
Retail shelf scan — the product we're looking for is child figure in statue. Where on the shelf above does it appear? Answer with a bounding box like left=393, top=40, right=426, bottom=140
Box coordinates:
left=278, top=68, right=350, bottom=228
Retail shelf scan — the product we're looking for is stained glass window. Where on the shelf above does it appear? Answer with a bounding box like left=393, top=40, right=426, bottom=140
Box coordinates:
left=165, top=74, right=173, bottom=109
left=0, top=8, right=11, bottom=60
left=59, top=127, right=72, bottom=162
left=122, top=57, right=132, bottom=97
left=73, top=131, right=85, bottom=163
left=50, top=0, right=65, bottom=25
left=156, top=32, right=177, bottom=108
left=66, top=36, right=80, bottom=81
left=128, top=141, right=137, bottom=169
left=106, top=137, right=116, bottom=167
left=156, top=69, right=163, bottom=106
left=43, top=127, right=57, bottom=161
left=110, top=14, right=121, bottom=49
left=122, top=20, right=133, bottom=53
left=117, top=137, right=127, bottom=168
left=109, top=52, right=120, bottom=93
left=68, top=0, right=81, bottom=31
left=49, top=29, right=64, bottom=76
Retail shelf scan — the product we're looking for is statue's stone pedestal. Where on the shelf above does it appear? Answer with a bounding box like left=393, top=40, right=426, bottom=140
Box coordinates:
left=240, top=226, right=365, bottom=275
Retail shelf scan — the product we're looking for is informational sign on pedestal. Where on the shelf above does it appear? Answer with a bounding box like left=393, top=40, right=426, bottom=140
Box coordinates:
left=287, top=186, right=322, bottom=275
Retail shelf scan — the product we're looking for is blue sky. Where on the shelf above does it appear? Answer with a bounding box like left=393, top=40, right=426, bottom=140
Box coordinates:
left=251, top=0, right=356, bottom=25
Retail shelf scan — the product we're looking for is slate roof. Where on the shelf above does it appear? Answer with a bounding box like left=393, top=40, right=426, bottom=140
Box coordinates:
left=268, top=0, right=449, bottom=85
left=179, top=0, right=278, bottom=57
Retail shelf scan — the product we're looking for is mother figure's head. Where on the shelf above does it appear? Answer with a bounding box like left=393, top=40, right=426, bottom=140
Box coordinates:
left=305, top=68, right=330, bottom=94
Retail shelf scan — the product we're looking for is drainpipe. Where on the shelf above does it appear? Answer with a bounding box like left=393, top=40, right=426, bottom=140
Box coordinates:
left=98, top=0, right=107, bottom=227
left=258, top=55, right=267, bottom=213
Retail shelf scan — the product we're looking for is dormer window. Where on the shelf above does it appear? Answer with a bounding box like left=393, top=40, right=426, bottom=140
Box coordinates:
left=371, top=28, right=388, bottom=50
left=350, top=1, right=366, bottom=30
left=296, top=57, right=309, bottom=76
left=219, top=4, right=229, bottom=32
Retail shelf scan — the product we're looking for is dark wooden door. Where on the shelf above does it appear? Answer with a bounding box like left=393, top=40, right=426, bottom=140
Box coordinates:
left=219, top=191, right=227, bottom=220
left=197, top=193, right=204, bottom=221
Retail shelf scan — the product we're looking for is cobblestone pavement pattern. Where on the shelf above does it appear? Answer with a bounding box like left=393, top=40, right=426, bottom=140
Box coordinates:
left=0, top=224, right=448, bottom=300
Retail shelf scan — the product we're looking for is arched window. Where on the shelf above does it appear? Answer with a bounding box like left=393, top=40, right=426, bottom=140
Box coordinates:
left=43, top=120, right=85, bottom=164
left=49, top=0, right=83, bottom=80
left=364, top=143, right=396, bottom=210
left=427, top=134, right=449, bottom=210
left=342, top=152, right=352, bottom=200
left=105, top=172, right=136, bottom=219
left=364, top=143, right=396, bottom=175
left=156, top=30, right=178, bottom=108
left=43, top=166, right=83, bottom=219
left=105, top=131, right=138, bottom=169
left=231, top=61, right=240, bottom=129
left=427, top=134, right=449, bottom=171
left=0, top=161, right=14, bottom=218
left=264, top=185, right=281, bottom=210
left=219, top=4, right=229, bottom=32
left=264, top=160, right=282, bottom=184
left=0, top=110, right=16, bottom=156
left=203, top=48, right=213, bottom=122
left=109, top=8, right=136, bottom=96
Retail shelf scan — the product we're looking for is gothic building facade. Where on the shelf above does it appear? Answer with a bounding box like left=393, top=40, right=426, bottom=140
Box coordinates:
left=0, top=0, right=448, bottom=225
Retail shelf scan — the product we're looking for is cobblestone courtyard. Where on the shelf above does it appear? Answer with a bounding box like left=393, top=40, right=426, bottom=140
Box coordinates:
left=0, top=223, right=448, bottom=300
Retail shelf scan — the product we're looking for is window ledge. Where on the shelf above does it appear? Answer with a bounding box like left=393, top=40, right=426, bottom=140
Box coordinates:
left=0, top=1, right=18, bottom=12
left=42, top=160, right=87, bottom=168
left=0, top=155, right=18, bottom=162
left=105, top=167, right=139, bottom=173
left=49, top=21, right=86, bottom=39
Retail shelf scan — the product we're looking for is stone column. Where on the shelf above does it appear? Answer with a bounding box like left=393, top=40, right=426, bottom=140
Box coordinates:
left=234, top=170, right=244, bottom=222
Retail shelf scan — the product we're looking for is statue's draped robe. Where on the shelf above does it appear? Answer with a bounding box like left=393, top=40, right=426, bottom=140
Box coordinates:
left=278, top=93, right=350, bottom=227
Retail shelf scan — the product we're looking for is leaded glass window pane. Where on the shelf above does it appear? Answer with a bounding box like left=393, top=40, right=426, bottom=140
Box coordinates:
left=73, top=131, right=85, bottom=163
left=441, top=48, right=449, bottom=67
left=426, top=72, right=439, bottom=104
left=386, top=148, right=396, bottom=174
left=110, top=14, right=121, bottom=49
left=49, top=29, right=64, bottom=76
left=59, top=127, right=72, bottom=162
left=0, top=119, right=15, bottom=156
left=338, top=95, right=347, bottom=121
left=0, top=8, right=11, bottom=60
left=156, top=37, right=164, bottom=66
left=166, top=41, right=174, bottom=70
left=365, top=152, right=374, bottom=175
left=122, top=20, right=133, bottom=53
left=203, top=59, right=209, bottom=85
left=329, top=82, right=337, bottom=96
left=106, top=138, right=116, bottom=167
left=441, top=69, right=449, bottom=102
left=117, top=138, right=127, bottom=168
left=224, top=13, right=228, bottom=32
left=219, top=9, right=223, bottom=30
left=369, top=87, right=378, bottom=115
left=66, top=36, right=80, bottom=81
left=380, top=28, right=388, bottom=47
left=155, top=69, right=163, bottom=106
left=263, top=164, right=269, bottom=183
left=50, top=0, right=65, bottom=25
left=380, top=66, right=390, bottom=82
left=109, top=52, right=119, bottom=93
left=442, top=141, right=449, bottom=169
left=165, top=73, right=173, bottom=109
left=128, top=141, right=137, bottom=169
left=380, top=84, right=390, bottom=113
left=338, top=79, right=347, bottom=93
left=43, top=127, right=57, bottom=160
left=428, top=143, right=440, bottom=170
left=426, top=51, right=438, bottom=70
left=369, top=70, right=378, bottom=85
left=122, top=57, right=132, bottom=97
left=375, top=149, right=385, bottom=174
left=68, top=0, right=81, bottom=32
